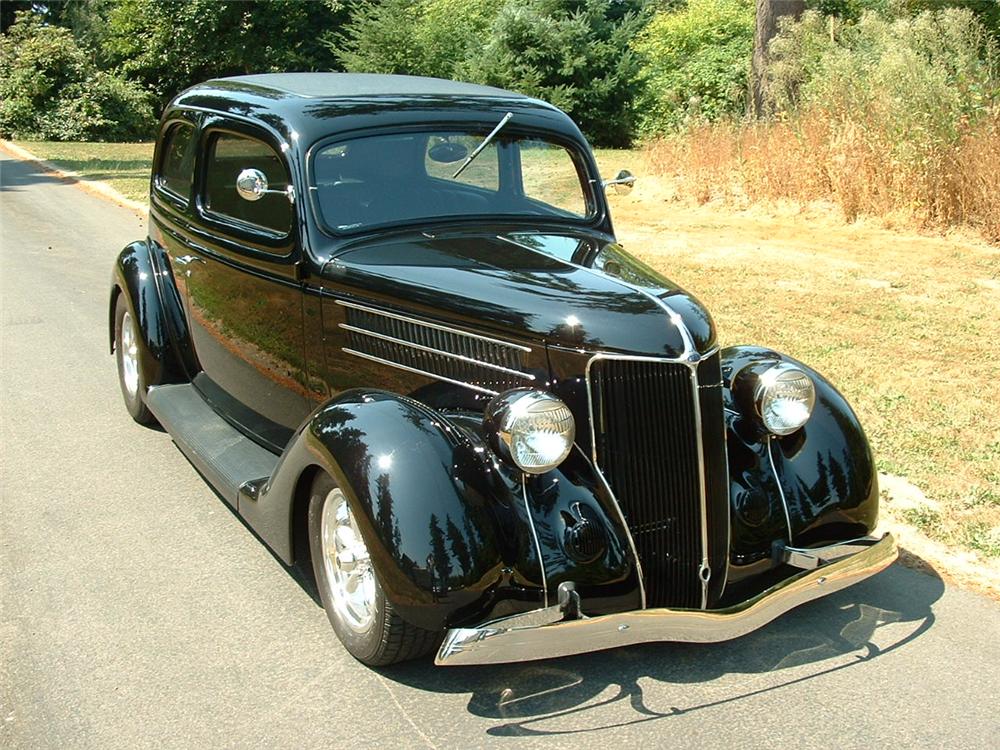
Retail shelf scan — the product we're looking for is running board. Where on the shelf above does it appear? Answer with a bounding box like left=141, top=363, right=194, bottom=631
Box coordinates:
left=145, top=384, right=279, bottom=509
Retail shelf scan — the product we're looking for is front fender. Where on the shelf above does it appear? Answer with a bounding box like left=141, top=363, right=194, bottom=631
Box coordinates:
left=721, top=346, right=879, bottom=566
left=109, top=240, right=193, bottom=389
left=246, top=390, right=548, bottom=631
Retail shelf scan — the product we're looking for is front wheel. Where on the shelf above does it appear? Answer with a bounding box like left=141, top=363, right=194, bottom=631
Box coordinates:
left=308, top=472, right=439, bottom=666
left=114, top=294, right=155, bottom=424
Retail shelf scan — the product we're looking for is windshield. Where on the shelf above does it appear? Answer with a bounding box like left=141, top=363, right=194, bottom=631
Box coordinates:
left=310, top=130, right=596, bottom=233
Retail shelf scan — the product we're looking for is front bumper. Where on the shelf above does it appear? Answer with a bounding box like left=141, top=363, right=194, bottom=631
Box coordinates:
left=436, top=533, right=897, bottom=666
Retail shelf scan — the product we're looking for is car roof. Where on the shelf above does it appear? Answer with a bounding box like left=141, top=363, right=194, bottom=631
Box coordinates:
left=212, top=73, right=529, bottom=101
left=168, top=73, right=584, bottom=153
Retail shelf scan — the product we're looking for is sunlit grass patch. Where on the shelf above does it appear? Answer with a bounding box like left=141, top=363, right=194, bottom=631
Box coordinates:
left=12, top=140, right=153, bottom=202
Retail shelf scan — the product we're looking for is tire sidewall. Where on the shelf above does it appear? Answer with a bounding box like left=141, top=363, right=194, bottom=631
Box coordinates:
left=307, top=472, right=388, bottom=663
left=114, top=295, right=148, bottom=420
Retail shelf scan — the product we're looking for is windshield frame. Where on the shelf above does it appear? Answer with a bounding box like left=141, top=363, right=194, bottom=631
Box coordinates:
left=305, top=124, right=603, bottom=239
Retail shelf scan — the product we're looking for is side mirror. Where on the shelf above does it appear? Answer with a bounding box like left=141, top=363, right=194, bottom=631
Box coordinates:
left=602, top=169, right=636, bottom=195
left=236, top=168, right=295, bottom=203
left=236, top=168, right=269, bottom=201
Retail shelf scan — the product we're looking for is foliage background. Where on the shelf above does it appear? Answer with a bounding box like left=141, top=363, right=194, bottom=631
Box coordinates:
left=2, top=0, right=998, bottom=148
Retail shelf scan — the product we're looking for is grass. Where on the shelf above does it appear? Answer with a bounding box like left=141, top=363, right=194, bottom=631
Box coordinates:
left=643, top=113, right=1000, bottom=243
left=15, top=139, right=999, bottom=561
left=596, top=147, right=1000, bottom=561
left=12, top=140, right=153, bottom=202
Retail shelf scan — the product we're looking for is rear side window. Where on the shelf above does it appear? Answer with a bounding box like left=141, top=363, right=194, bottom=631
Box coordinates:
left=204, top=132, right=292, bottom=235
left=155, top=123, right=196, bottom=201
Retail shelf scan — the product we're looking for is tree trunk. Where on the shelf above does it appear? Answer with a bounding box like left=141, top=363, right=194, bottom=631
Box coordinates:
left=750, top=0, right=805, bottom=118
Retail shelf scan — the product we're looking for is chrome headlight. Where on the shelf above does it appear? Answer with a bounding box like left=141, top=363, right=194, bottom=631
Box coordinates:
left=485, top=390, right=575, bottom=474
left=754, top=363, right=816, bottom=436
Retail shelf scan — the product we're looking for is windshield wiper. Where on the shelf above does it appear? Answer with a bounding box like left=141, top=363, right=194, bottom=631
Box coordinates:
left=452, top=112, right=513, bottom=179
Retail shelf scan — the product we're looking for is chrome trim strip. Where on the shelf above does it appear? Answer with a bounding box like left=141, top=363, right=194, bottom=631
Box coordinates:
left=435, top=533, right=898, bottom=666
left=719, top=402, right=733, bottom=595
left=688, top=366, right=712, bottom=610
left=571, top=444, right=645, bottom=609
left=341, top=348, right=500, bottom=396
left=335, top=298, right=533, bottom=353
left=339, top=323, right=536, bottom=381
left=767, top=436, right=795, bottom=542
left=522, top=477, right=549, bottom=608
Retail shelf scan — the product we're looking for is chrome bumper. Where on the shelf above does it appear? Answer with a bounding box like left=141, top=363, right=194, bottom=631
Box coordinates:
left=435, top=533, right=897, bottom=666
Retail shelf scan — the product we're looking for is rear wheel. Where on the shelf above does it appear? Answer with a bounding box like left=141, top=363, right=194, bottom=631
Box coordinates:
left=114, top=294, right=155, bottom=424
left=307, top=472, right=439, bottom=666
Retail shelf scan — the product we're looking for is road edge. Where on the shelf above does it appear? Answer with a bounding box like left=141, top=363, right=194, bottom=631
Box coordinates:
left=0, top=139, right=149, bottom=218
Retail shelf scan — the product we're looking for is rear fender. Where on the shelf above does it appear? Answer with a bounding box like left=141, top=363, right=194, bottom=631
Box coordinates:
left=109, top=240, right=194, bottom=389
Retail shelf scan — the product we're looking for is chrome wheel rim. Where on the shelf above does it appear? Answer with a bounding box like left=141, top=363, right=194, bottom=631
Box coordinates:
left=120, top=310, right=140, bottom=399
left=320, top=488, right=376, bottom=633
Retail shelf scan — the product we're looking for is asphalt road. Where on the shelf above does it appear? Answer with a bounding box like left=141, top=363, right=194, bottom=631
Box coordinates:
left=2, top=151, right=999, bottom=749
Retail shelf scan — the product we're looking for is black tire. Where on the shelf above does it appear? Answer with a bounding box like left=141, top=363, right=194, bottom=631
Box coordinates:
left=114, top=294, right=156, bottom=425
left=307, top=472, right=439, bottom=666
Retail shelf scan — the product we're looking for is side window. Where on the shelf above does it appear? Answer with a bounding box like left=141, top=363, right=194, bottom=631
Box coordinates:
left=424, top=135, right=499, bottom=192
left=155, top=123, right=196, bottom=201
left=204, top=132, right=292, bottom=235
left=518, top=140, right=588, bottom=218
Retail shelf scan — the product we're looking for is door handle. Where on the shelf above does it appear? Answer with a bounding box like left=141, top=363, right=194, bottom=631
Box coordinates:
left=176, top=255, right=207, bottom=265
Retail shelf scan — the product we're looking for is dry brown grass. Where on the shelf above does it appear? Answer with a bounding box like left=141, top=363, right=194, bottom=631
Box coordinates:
left=595, top=149, right=1000, bottom=564
left=644, top=112, right=1000, bottom=243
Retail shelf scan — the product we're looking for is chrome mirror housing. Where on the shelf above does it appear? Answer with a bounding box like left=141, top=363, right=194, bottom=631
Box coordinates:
left=236, top=168, right=269, bottom=202
left=602, top=169, right=636, bottom=195
left=236, top=168, right=294, bottom=203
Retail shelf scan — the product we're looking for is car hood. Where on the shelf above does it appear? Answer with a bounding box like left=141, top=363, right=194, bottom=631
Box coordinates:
left=321, top=230, right=716, bottom=358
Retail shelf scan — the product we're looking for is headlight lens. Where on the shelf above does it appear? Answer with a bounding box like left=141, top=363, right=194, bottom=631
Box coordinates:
left=485, top=390, right=576, bottom=474
left=755, top=364, right=815, bottom=435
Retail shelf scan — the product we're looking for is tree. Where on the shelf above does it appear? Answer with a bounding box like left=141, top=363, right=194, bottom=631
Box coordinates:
left=328, top=0, right=494, bottom=79
left=427, top=514, right=452, bottom=588
left=102, top=0, right=348, bottom=103
left=462, top=0, right=650, bottom=147
left=331, top=0, right=648, bottom=146
left=750, top=0, right=806, bottom=116
left=631, top=0, right=755, bottom=135
left=0, top=11, right=155, bottom=140
left=0, top=1, right=40, bottom=34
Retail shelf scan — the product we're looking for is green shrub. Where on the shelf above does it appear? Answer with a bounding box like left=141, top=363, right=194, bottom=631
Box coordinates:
left=767, top=9, right=1000, bottom=173
left=0, top=12, right=155, bottom=141
left=104, top=0, right=346, bottom=103
left=460, top=0, right=649, bottom=147
left=631, top=0, right=754, bottom=136
left=330, top=0, right=494, bottom=79
left=333, top=0, right=648, bottom=147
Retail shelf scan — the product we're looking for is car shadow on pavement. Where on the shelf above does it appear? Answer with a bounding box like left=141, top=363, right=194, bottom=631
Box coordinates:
left=0, top=154, right=81, bottom=191
left=382, top=562, right=941, bottom=737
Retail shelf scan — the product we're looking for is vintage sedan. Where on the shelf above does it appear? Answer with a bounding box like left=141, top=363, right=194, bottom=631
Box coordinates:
left=110, top=73, right=897, bottom=667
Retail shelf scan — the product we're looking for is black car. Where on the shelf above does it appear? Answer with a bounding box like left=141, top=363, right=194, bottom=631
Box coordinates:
left=110, top=73, right=897, bottom=667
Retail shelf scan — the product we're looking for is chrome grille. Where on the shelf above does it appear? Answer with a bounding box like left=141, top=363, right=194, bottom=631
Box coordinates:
left=338, top=300, right=533, bottom=395
left=589, top=354, right=728, bottom=609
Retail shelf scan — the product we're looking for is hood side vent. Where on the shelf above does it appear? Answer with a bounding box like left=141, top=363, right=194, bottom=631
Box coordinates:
left=337, top=300, right=534, bottom=396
